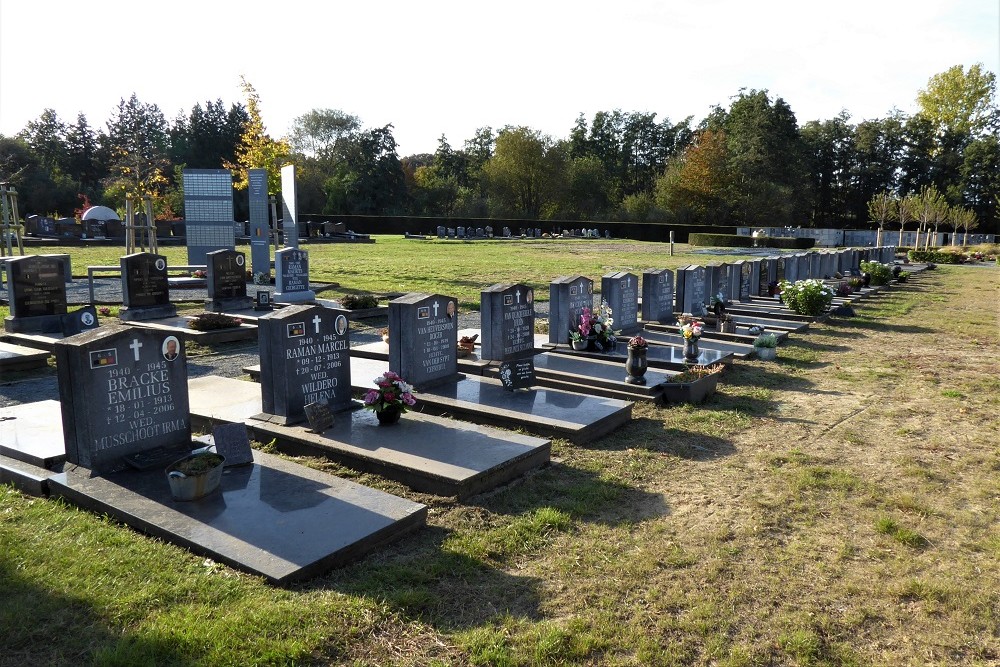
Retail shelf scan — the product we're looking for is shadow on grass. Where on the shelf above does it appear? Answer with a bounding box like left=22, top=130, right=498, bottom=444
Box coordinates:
left=720, top=364, right=815, bottom=391
left=0, top=561, right=191, bottom=666
left=310, top=524, right=546, bottom=630
left=835, top=319, right=935, bottom=334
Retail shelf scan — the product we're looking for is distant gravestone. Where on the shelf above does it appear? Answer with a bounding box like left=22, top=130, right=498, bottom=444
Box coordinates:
left=182, top=169, right=236, bottom=265
left=60, top=305, right=100, bottom=336
left=255, top=291, right=273, bottom=311
left=257, top=304, right=353, bottom=425
left=211, top=422, right=254, bottom=466
left=205, top=249, right=253, bottom=312
left=53, top=325, right=191, bottom=473
left=480, top=283, right=535, bottom=362
left=820, top=252, right=836, bottom=278
left=119, top=252, right=177, bottom=321
left=601, top=271, right=640, bottom=335
left=759, top=258, right=775, bottom=296
left=672, top=265, right=690, bottom=316
left=4, top=254, right=67, bottom=333
left=681, top=266, right=707, bottom=317
left=775, top=257, right=786, bottom=284
left=641, top=268, right=674, bottom=323
left=797, top=254, right=810, bottom=280
left=737, top=261, right=752, bottom=302
left=280, top=164, right=299, bottom=249
left=388, top=293, right=459, bottom=389
left=273, top=247, right=315, bottom=303
left=437, top=226, right=445, bottom=239
left=808, top=252, right=821, bottom=279
left=548, top=275, right=594, bottom=345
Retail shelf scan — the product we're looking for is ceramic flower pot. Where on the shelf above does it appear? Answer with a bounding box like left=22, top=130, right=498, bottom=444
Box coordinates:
left=376, top=405, right=402, bottom=425
left=625, top=347, right=648, bottom=385
left=571, top=339, right=588, bottom=351
left=755, top=347, right=777, bottom=361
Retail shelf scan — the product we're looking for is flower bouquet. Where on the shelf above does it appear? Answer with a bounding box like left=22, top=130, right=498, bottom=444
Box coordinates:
left=627, top=335, right=648, bottom=350
left=571, top=301, right=619, bottom=351
left=679, top=319, right=703, bottom=341
left=363, top=371, right=416, bottom=425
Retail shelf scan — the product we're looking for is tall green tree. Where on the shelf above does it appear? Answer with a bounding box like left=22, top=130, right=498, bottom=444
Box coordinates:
left=801, top=111, right=856, bottom=225
left=654, top=128, right=731, bottom=223
left=324, top=125, right=406, bottom=215
left=482, top=126, right=566, bottom=219
left=103, top=93, right=171, bottom=202
left=287, top=108, right=360, bottom=160
left=224, top=77, right=291, bottom=193
left=917, top=63, right=998, bottom=138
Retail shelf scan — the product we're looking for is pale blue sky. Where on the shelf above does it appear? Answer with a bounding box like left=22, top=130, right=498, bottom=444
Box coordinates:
left=1, top=0, right=997, bottom=156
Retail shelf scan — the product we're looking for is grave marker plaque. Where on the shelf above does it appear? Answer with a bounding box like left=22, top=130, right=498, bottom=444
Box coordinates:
left=211, top=422, right=254, bottom=466
left=258, top=304, right=353, bottom=424
left=480, top=283, right=535, bottom=362
left=61, top=305, right=100, bottom=336
left=388, top=293, right=458, bottom=389
left=601, top=271, right=640, bottom=335
left=205, top=249, right=252, bottom=311
left=4, top=254, right=67, bottom=333
left=273, top=247, right=315, bottom=302
left=548, top=275, right=594, bottom=344
left=498, top=359, right=535, bottom=390
left=119, top=252, right=177, bottom=321
left=797, top=254, right=811, bottom=280
left=641, top=268, right=674, bottom=323
left=53, top=325, right=191, bottom=473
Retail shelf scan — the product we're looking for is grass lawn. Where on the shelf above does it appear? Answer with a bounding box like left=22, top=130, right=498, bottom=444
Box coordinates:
left=2, top=243, right=999, bottom=665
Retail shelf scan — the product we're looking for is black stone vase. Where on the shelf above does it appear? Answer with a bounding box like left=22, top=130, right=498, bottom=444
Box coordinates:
left=683, top=337, right=700, bottom=362
left=625, top=346, right=648, bottom=385
left=376, top=405, right=402, bottom=425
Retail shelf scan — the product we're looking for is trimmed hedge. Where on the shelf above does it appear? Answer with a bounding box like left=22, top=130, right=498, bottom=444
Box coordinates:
left=689, top=233, right=815, bottom=249
left=907, top=250, right=961, bottom=264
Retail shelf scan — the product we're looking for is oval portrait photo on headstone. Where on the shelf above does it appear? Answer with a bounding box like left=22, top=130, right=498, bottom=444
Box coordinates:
left=81, top=311, right=95, bottom=326
left=155, top=258, right=166, bottom=271
left=335, top=314, right=348, bottom=336
left=162, top=335, right=180, bottom=361
left=236, top=255, right=245, bottom=266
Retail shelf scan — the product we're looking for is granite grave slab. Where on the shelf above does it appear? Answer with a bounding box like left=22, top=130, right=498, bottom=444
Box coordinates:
left=119, top=252, right=178, bottom=321
left=640, top=268, right=674, bottom=324
left=4, top=254, right=67, bottom=333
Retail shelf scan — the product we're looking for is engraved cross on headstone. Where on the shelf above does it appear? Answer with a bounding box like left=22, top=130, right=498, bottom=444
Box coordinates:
left=129, top=338, right=142, bottom=360
left=312, top=314, right=322, bottom=333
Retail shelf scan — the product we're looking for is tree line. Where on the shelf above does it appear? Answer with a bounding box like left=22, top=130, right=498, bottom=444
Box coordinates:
left=1, top=65, right=996, bottom=234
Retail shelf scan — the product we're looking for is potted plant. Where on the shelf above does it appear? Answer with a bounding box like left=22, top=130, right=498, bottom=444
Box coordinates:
left=166, top=451, right=226, bottom=501
left=753, top=333, right=778, bottom=361
left=363, top=371, right=417, bottom=425
left=716, top=313, right=736, bottom=334
left=569, top=330, right=588, bottom=350
left=661, top=363, right=724, bottom=404
left=625, top=335, right=648, bottom=385
left=457, top=333, right=478, bottom=357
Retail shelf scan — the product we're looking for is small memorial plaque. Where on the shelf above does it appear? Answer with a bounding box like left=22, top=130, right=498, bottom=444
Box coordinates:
left=498, top=358, right=535, bottom=391
left=61, top=305, right=100, bottom=336
left=212, top=422, right=254, bottom=466
left=303, top=402, right=335, bottom=434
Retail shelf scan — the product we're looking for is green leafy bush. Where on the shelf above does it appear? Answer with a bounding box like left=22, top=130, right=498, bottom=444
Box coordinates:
left=340, top=293, right=379, bottom=309
left=907, top=250, right=961, bottom=264
left=860, top=261, right=893, bottom=285
left=753, top=333, right=778, bottom=348
left=779, top=279, right=834, bottom=316
left=188, top=312, right=243, bottom=330
left=687, top=233, right=815, bottom=249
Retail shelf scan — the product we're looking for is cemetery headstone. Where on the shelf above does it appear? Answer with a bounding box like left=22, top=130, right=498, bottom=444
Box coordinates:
left=758, top=258, right=775, bottom=296
left=388, top=293, right=459, bottom=389
left=205, top=249, right=253, bottom=311
left=601, top=271, right=640, bottom=335
left=672, top=265, right=690, bottom=315
left=273, top=247, right=315, bottom=303
left=4, top=254, right=67, bottom=333
left=255, top=291, right=273, bottom=311
left=681, top=266, right=708, bottom=317
left=548, top=275, right=594, bottom=345
left=437, top=226, right=445, bottom=239
left=211, top=422, right=254, bottom=466
left=641, top=268, right=674, bottom=323
left=60, top=305, right=100, bottom=336
left=182, top=168, right=236, bottom=264
left=53, top=325, right=191, bottom=474
left=257, top=304, right=353, bottom=425
left=119, top=252, right=178, bottom=321
left=480, top=283, right=535, bottom=362
left=737, top=261, right=752, bottom=302
left=775, top=257, right=786, bottom=284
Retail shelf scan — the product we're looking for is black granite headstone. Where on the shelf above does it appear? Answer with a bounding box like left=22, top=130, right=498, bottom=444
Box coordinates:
left=255, top=291, right=273, bottom=311
left=601, top=271, right=640, bottom=335
left=775, top=258, right=786, bottom=283
left=119, top=252, right=177, bottom=321
left=738, top=262, right=752, bottom=302
left=53, top=325, right=191, bottom=474
left=257, top=304, right=353, bottom=425
left=548, top=275, right=594, bottom=344
left=681, top=266, right=707, bottom=317
left=205, top=249, right=252, bottom=311
left=4, top=255, right=67, bottom=333
left=758, top=259, right=774, bottom=296
left=480, top=283, right=535, bottom=362
left=388, top=293, right=459, bottom=389
left=641, top=268, right=674, bottom=323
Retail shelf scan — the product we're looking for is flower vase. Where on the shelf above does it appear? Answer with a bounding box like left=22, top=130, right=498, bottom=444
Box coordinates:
left=683, top=338, right=700, bottom=361
left=376, top=405, right=402, bottom=425
left=571, top=339, right=588, bottom=351
left=625, top=347, right=648, bottom=385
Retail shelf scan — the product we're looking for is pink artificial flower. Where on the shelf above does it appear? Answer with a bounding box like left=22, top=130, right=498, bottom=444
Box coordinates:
left=364, top=389, right=379, bottom=404
left=384, top=392, right=396, bottom=403
left=402, top=393, right=416, bottom=406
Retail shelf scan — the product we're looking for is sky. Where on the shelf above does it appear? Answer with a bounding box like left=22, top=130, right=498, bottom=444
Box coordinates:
left=1, top=0, right=998, bottom=157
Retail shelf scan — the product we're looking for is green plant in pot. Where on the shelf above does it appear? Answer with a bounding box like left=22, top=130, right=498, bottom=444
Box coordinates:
left=166, top=452, right=226, bottom=501
left=753, top=333, right=778, bottom=361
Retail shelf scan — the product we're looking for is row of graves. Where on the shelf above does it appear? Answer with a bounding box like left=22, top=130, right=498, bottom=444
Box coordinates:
left=0, top=245, right=908, bottom=585
left=433, top=226, right=611, bottom=240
